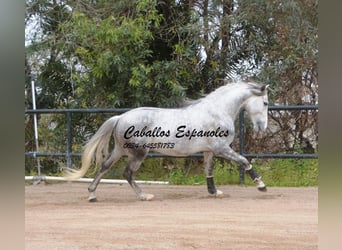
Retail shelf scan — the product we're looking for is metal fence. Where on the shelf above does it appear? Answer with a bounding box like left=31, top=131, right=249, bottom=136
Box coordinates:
left=25, top=105, right=318, bottom=183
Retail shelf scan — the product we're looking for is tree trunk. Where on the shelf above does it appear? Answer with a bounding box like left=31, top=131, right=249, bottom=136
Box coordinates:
left=219, top=0, right=233, bottom=80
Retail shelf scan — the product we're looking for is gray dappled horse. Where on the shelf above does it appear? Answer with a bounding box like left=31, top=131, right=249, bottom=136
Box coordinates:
left=67, top=81, right=269, bottom=201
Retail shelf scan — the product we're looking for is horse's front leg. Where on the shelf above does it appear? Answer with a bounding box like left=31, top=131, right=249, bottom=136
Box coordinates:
left=204, top=152, right=223, bottom=197
left=216, top=147, right=267, bottom=192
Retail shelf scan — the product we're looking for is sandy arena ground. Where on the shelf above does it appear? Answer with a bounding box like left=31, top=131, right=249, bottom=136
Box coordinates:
left=25, top=182, right=317, bottom=249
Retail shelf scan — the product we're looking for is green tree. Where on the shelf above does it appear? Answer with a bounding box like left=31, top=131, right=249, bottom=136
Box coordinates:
left=58, top=0, right=202, bottom=108
left=234, top=0, right=318, bottom=153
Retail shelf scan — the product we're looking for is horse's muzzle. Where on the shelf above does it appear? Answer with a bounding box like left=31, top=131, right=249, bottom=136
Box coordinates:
left=254, top=121, right=267, bottom=132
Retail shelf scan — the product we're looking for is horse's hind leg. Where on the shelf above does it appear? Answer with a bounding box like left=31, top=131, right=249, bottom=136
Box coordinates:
left=87, top=150, right=122, bottom=202
left=204, top=152, right=223, bottom=197
left=123, top=149, right=154, bottom=201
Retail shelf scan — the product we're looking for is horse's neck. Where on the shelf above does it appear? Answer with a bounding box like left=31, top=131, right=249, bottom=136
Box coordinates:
left=210, top=87, right=252, bottom=119
left=184, top=86, right=253, bottom=122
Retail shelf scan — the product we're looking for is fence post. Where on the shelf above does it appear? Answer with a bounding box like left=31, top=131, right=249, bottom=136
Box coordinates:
left=239, top=110, right=245, bottom=185
left=66, top=111, right=72, bottom=170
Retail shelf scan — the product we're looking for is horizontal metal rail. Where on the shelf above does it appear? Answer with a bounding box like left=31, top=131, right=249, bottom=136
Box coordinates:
left=24, top=105, right=318, bottom=114
left=243, top=153, right=317, bottom=159
left=25, top=108, right=131, bottom=114
left=24, top=151, right=318, bottom=159
left=25, top=151, right=204, bottom=158
left=267, top=105, right=318, bottom=111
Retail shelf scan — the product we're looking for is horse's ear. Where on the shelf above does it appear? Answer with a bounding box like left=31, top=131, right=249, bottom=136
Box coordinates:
left=250, top=83, right=268, bottom=96
left=260, top=84, right=269, bottom=92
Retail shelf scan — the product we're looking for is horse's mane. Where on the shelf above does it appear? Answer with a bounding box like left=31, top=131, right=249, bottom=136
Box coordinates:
left=181, top=81, right=262, bottom=107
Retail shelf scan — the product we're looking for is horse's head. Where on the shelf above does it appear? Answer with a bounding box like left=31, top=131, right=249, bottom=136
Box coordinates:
left=244, top=84, right=269, bottom=132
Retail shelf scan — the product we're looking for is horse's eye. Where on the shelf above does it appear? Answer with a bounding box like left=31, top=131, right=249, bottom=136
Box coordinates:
left=263, top=102, right=268, bottom=106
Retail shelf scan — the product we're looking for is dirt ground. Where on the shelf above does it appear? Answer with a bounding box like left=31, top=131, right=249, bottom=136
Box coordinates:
left=25, top=182, right=317, bottom=250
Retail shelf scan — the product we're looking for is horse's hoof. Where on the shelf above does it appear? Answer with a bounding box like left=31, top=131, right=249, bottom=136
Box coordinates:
left=258, top=186, right=267, bottom=192
left=254, top=178, right=267, bottom=192
left=88, top=197, right=98, bottom=202
left=215, top=189, right=224, bottom=198
left=140, top=193, right=154, bottom=201
left=208, top=189, right=224, bottom=198
left=88, top=192, right=97, bottom=202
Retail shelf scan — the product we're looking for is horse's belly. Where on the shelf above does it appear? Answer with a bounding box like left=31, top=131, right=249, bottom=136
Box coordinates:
left=151, top=141, right=210, bottom=156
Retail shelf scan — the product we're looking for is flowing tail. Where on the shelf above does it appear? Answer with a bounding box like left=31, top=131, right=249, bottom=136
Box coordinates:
left=66, top=116, right=120, bottom=180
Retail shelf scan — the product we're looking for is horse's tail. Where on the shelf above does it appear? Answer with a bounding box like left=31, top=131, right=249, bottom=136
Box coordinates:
left=66, top=116, right=120, bottom=180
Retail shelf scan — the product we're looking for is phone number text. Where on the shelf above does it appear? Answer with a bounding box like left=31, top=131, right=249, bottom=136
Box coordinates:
left=123, top=142, right=175, bottom=149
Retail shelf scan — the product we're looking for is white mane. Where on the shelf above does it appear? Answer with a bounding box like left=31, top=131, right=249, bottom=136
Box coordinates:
left=183, top=81, right=262, bottom=107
